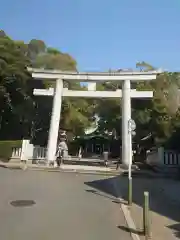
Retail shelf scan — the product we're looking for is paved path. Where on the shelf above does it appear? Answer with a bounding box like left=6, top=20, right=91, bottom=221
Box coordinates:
left=0, top=168, right=131, bottom=240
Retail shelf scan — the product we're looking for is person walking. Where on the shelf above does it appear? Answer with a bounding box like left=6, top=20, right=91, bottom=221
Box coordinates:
left=56, top=134, right=68, bottom=167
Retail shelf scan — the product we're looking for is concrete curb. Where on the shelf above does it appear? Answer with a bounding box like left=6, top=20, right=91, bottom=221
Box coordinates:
left=0, top=163, right=121, bottom=176
left=112, top=178, right=140, bottom=240
left=29, top=168, right=120, bottom=176
left=28, top=167, right=122, bottom=176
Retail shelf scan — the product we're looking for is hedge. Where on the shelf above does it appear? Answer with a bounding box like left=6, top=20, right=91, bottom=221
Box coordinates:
left=0, top=140, right=22, bottom=160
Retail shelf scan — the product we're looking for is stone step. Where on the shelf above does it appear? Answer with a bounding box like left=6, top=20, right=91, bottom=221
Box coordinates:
left=8, top=158, right=21, bottom=164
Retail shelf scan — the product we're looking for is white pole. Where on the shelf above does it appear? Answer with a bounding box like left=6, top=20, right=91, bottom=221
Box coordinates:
left=47, top=78, right=63, bottom=165
left=122, top=79, right=131, bottom=167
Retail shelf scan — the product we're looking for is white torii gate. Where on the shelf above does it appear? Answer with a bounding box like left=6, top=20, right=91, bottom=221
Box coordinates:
left=28, top=68, right=161, bottom=167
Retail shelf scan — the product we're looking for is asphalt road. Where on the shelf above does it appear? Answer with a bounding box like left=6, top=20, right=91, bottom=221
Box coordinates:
left=0, top=168, right=131, bottom=240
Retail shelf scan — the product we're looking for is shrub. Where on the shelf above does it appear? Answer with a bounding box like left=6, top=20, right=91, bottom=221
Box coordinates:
left=0, top=140, right=22, bottom=161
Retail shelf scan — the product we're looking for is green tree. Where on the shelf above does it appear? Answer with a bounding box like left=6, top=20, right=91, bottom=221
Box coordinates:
left=136, top=62, right=180, bottom=146
left=0, top=33, right=34, bottom=140
left=0, top=31, right=93, bottom=143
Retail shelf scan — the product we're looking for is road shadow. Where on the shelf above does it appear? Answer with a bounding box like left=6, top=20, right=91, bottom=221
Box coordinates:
left=85, top=174, right=180, bottom=233
left=117, top=225, right=144, bottom=235
left=168, top=223, right=180, bottom=238
left=85, top=189, right=116, bottom=201
left=84, top=177, right=120, bottom=203
left=84, top=177, right=127, bottom=204
left=85, top=177, right=116, bottom=197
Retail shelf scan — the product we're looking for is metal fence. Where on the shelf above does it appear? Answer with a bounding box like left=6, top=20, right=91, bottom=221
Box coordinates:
left=11, top=146, right=46, bottom=160
left=11, top=147, right=22, bottom=159
left=163, top=150, right=180, bottom=165
left=146, top=147, right=180, bottom=166
left=33, top=146, right=46, bottom=159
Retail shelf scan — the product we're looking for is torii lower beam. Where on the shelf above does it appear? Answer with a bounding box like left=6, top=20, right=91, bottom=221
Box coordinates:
left=34, top=88, right=153, bottom=98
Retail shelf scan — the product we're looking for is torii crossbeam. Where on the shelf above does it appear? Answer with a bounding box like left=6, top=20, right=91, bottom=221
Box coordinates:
left=28, top=68, right=161, bottom=167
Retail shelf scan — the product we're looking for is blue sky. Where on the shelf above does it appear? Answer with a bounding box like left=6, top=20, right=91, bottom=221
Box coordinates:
left=1, top=0, right=180, bottom=71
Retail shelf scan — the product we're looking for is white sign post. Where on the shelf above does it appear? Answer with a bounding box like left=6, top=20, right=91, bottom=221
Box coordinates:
left=128, top=119, right=136, bottom=174
left=127, top=117, right=136, bottom=206
left=128, top=118, right=136, bottom=176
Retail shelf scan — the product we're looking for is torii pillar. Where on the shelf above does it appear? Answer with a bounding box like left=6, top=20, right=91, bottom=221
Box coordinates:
left=122, top=79, right=131, bottom=167
left=47, top=79, right=63, bottom=164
